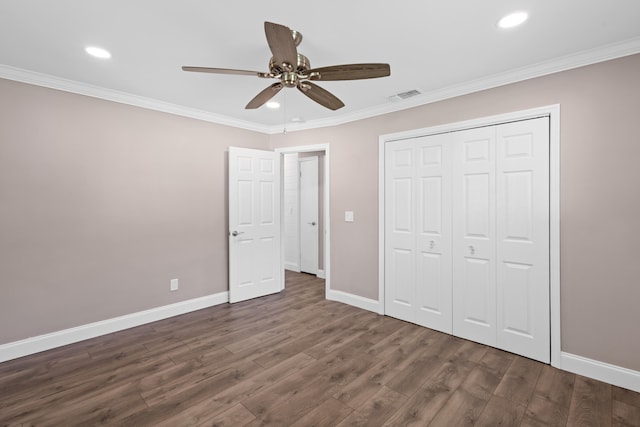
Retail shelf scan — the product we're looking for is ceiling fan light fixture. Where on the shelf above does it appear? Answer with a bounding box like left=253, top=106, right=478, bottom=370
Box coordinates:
left=498, top=12, right=528, bottom=29
left=266, top=101, right=280, bottom=109
left=85, top=46, right=111, bottom=59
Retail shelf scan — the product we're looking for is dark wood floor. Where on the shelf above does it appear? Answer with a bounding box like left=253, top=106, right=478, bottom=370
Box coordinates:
left=1, top=272, right=639, bottom=426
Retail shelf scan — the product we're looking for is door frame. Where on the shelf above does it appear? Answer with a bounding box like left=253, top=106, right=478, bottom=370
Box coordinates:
left=378, top=104, right=561, bottom=367
left=276, top=144, right=331, bottom=298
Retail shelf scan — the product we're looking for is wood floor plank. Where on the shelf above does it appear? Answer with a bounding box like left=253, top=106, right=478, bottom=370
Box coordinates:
left=140, top=358, right=262, bottom=407
left=210, top=352, right=317, bottom=408
left=199, top=403, right=256, bottom=427
left=242, top=341, right=378, bottom=424
left=384, top=354, right=443, bottom=396
left=304, top=310, right=379, bottom=359
left=333, top=357, right=398, bottom=410
left=1, top=271, right=639, bottom=426
left=21, top=382, right=149, bottom=426
left=522, top=364, right=576, bottom=426
left=290, top=397, right=353, bottom=427
left=249, top=310, right=365, bottom=369
left=121, top=360, right=264, bottom=426
left=567, top=376, right=612, bottom=427
left=460, top=363, right=504, bottom=401
left=365, top=323, right=426, bottom=359
left=614, top=386, right=640, bottom=409
left=475, top=395, right=526, bottom=427
left=1, top=354, right=174, bottom=423
left=522, top=394, right=573, bottom=427
left=428, top=387, right=488, bottom=427
left=336, top=386, right=407, bottom=427
left=478, top=347, right=516, bottom=376
left=612, top=399, right=640, bottom=427
left=494, top=355, right=543, bottom=406
left=381, top=359, right=476, bottom=426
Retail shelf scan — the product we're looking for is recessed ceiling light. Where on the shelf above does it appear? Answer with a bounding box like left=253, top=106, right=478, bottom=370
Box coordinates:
left=498, top=12, right=528, bottom=29
left=266, top=101, right=280, bottom=109
left=85, top=46, right=111, bottom=59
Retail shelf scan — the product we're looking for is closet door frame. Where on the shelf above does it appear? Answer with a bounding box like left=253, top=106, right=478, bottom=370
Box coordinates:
left=378, top=104, right=561, bottom=367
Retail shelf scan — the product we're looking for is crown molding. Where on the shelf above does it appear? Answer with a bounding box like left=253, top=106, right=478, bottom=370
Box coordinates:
left=0, top=65, right=272, bottom=134
left=265, top=36, right=640, bottom=134
left=2, top=36, right=640, bottom=135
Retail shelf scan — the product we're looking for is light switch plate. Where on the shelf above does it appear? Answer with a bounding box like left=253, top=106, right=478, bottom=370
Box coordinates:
left=345, top=211, right=354, bottom=222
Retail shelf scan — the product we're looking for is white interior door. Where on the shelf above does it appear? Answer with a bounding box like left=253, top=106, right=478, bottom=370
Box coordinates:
left=299, top=157, right=318, bottom=274
left=228, top=147, right=281, bottom=303
left=452, top=126, right=497, bottom=347
left=283, top=153, right=300, bottom=272
left=384, top=135, right=453, bottom=333
left=385, top=139, right=416, bottom=324
left=414, top=134, right=453, bottom=333
left=496, top=117, right=550, bottom=363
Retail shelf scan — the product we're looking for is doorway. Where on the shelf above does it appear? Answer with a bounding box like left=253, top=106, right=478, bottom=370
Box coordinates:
left=277, top=144, right=330, bottom=296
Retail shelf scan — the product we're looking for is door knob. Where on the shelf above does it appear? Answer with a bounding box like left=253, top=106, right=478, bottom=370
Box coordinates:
left=469, top=245, right=475, bottom=255
left=308, top=222, right=317, bottom=226
left=429, top=240, right=435, bottom=249
left=231, top=230, right=244, bottom=237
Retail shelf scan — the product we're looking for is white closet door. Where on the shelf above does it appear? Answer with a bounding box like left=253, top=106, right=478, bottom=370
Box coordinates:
left=452, top=126, right=497, bottom=347
left=384, top=116, right=550, bottom=362
left=415, top=134, right=452, bottom=333
left=496, top=117, right=550, bottom=363
left=384, top=140, right=416, bottom=324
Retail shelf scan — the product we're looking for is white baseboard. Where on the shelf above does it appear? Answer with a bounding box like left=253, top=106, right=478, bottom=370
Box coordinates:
left=326, top=289, right=380, bottom=313
left=317, top=269, right=326, bottom=279
left=560, top=351, right=640, bottom=393
left=284, top=262, right=300, bottom=272
left=0, top=291, right=229, bottom=363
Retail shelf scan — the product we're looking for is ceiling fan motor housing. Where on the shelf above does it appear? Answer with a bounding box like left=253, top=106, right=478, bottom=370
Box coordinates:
left=269, top=53, right=310, bottom=77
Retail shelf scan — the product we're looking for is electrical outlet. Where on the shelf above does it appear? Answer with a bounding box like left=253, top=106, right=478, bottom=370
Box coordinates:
left=170, top=278, right=179, bottom=291
left=345, top=211, right=354, bottom=222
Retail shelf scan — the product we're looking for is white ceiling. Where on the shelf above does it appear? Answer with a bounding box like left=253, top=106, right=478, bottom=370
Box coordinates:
left=1, top=1, right=640, bottom=133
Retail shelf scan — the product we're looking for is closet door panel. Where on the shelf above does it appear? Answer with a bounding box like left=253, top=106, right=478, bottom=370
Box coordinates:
left=496, top=117, right=550, bottom=363
left=384, top=141, right=416, bottom=323
left=452, top=127, right=497, bottom=346
left=415, top=134, right=452, bottom=333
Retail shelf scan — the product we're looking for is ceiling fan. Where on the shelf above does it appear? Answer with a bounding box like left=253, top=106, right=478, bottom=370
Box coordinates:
left=182, top=21, right=391, bottom=111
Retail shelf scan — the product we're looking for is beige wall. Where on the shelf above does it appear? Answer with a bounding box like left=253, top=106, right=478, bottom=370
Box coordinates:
left=2, top=53, right=640, bottom=373
left=271, top=53, right=640, bottom=372
left=0, top=79, right=269, bottom=343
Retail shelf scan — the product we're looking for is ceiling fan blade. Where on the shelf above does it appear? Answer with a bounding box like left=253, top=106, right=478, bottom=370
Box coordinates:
left=245, top=82, right=284, bottom=109
left=297, top=81, right=345, bottom=110
left=308, top=63, right=390, bottom=81
left=264, top=22, right=298, bottom=70
left=182, top=66, right=266, bottom=77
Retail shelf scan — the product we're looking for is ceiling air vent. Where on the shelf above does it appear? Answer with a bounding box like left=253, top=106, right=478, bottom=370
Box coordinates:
left=388, top=89, right=423, bottom=102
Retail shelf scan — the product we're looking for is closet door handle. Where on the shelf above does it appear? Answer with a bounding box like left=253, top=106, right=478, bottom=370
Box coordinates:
left=468, top=245, right=475, bottom=255
left=429, top=240, right=435, bottom=250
